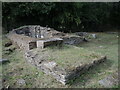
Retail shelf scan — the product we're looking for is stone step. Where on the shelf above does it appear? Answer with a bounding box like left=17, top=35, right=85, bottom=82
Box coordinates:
left=36, top=38, right=63, bottom=48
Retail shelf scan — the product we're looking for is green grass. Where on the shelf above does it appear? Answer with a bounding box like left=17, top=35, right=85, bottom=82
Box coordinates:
left=1, top=32, right=118, bottom=88
left=78, top=33, right=118, bottom=71
left=71, top=32, right=118, bottom=88
left=44, top=45, right=104, bottom=70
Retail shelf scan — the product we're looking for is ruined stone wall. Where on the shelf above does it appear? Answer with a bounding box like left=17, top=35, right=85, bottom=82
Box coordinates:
left=7, top=32, right=37, bottom=50
left=7, top=25, right=88, bottom=51
left=25, top=50, right=107, bottom=85
left=13, top=25, right=61, bottom=39
left=6, top=25, right=106, bottom=85
left=7, top=25, right=65, bottom=50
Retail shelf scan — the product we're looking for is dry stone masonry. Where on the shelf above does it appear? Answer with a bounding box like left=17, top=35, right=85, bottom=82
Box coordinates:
left=99, top=71, right=118, bottom=87
left=25, top=48, right=107, bottom=85
left=7, top=25, right=87, bottom=50
left=7, top=25, right=64, bottom=50
left=7, top=25, right=107, bottom=85
left=36, top=38, right=63, bottom=48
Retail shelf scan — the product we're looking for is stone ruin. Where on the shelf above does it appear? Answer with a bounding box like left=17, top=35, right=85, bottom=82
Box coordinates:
left=7, top=25, right=107, bottom=85
left=7, top=25, right=87, bottom=50
left=25, top=50, right=106, bottom=85
left=99, top=70, right=118, bottom=88
left=7, top=25, right=65, bottom=50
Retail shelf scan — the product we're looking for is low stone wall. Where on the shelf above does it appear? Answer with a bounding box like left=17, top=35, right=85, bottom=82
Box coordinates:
left=7, top=25, right=64, bottom=50
left=99, top=70, right=118, bottom=87
left=37, top=38, right=63, bottom=48
left=7, top=25, right=87, bottom=51
left=63, top=36, right=84, bottom=45
left=6, top=25, right=106, bottom=85
left=12, top=25, right=66, bottom=39
left=25, top=50, right=107, bottom=85
left=7, top=32, right=37, bottom=50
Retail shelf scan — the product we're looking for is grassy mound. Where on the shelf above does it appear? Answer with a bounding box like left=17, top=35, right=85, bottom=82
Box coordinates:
left=44, top=45, right=103, bottom=70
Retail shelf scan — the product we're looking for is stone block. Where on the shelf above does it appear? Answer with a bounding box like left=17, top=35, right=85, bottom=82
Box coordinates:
left=0, top=59, right=9, bottom=63
left=24, top=49, right=107, bottom=85
left=63, top=37, right=84, bottom=45
left=37, top=38, right=63, bottom=48
left=99, top=71, right=118, bottom=87
left=28, top=41, right=37, bottom=50
left=4, top=41, right=12, bottom=47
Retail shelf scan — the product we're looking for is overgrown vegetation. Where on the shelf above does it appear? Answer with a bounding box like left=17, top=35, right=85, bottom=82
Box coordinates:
left=1, top=32, right=118, bottom=88
left=45, top=45, right=103, bottom=70
left=1, top=2, right=119, bottom=88
left=2, top=2, right=120, bottom=33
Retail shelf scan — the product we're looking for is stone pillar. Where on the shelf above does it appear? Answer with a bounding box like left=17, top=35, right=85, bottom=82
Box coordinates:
left=40, top=27, right=44, bottom=38
left=35, top=26, right=37, bottom=38
left=38, top=26, right=41, bottom=38
left=30, top=26, right=36, bottom=38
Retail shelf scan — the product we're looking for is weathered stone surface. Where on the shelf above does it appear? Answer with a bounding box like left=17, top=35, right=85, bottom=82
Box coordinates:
left=7, top=25, right=89, bottom=51
left=12, top=25, right=65, bottom=39
left=63, top=37, right=84, bottom=45
left=6, top=25, right=106, bottom=85
left=91, top=34, right=97, bottom=39
left=99, top=71, right=118, bottom=88
left=37, top=38, right=63, bottom=48
left=24, top=49, right=107, bottom=85
left=4, top=41, right=12, bottom=47
left=7, top=33, right=37, bottom=50
left=29, top=41, right=37, bottom=50
left=0, top=59, right=9, bottom=63
left=83, top=37, right=88, bottom=42
left=17, top=79, right=26, bottom=86
left=7, top=25, right=65, bottom=50
left=43, top=61, right=57, bottom=69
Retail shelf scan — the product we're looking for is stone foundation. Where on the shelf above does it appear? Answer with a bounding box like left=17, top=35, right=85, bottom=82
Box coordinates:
left=25, top=50, right=107, bottom=85
left=7, top=33, right=37, bottom=50
left=7, top=25, right=64, bottom=50
left=6, top=25, right=107, bottom=85
left=37, top=38, right=63, bottom=48
left=63, top=36, right=84, bottom=45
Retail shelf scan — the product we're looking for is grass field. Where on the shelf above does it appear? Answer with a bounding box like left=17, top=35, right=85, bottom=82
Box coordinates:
left=35, top=45, right=104, bottom=71
left=1, top=32, right=118, bottom=88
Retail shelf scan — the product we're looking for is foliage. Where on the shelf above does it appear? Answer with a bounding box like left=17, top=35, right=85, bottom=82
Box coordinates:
left=2, top=2, right=120, bottom=32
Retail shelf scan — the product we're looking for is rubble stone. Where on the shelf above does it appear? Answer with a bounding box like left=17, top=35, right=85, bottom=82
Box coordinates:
left=25, top=50, right=107, bottom=85
left=6, top=25, right=106, bottom=85
left=4, top=41, right=12, bottom=47
left=0, top=59, right=9, bottom=63
left=17, top=79, right=26, bottom=86
left=37, top=38, right=63, bottom=48
left=99, top=71, right=118, bottom=88
left=7, top=25, right=64, bottom=50
left=63, top=37, right=84, bottom=45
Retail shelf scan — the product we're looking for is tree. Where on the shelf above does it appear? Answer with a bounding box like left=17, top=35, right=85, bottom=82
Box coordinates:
left=2, top=2, right=120, bottom=33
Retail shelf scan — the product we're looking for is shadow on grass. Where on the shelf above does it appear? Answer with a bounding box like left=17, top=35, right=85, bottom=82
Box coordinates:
left=67, top=59, right=113, bottom=87
left=47, top=44, right=72, bottom=50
